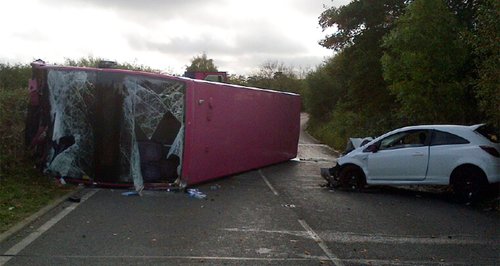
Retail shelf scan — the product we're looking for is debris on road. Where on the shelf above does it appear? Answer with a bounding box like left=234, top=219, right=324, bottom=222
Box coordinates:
left=122, top=191, right=140, bottom=196
left=187, top=188, right=207, bottom=199
left=210, top=184, right=221, bottom=190
left=256, top=247, right=272, bottom=254
left=67, top=196, right=81, bottom=202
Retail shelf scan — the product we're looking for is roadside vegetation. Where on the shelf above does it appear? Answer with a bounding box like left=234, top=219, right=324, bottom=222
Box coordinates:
left=305, top=0, right=499, bottom=150
left=0, top=63, right=71, bottom=232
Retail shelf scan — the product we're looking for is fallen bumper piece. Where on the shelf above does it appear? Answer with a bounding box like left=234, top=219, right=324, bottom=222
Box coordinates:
left=320, top=166, right=339, bottom=188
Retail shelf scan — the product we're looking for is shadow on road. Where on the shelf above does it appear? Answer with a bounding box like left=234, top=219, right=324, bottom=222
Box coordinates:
left=322, top=183, right=500, bottom=212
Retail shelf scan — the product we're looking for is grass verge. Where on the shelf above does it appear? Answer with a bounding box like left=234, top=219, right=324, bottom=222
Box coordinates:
left=1, top=82, right=75, bottom=234
left=0, top=164, right=74, bottom=233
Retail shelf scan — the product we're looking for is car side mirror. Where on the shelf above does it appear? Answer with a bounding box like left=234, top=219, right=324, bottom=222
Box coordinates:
left=363, top=144, right=379, bottom=153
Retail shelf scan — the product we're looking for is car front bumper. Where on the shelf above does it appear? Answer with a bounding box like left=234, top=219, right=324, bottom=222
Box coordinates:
left=320, top=165, right=340, bottom=187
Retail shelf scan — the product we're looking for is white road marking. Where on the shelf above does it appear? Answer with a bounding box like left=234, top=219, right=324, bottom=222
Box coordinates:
left=299, top=185, right=324, bottom=190
left=298, top=219, right=344, bottom=266
left=341, top=258, right=461, bottom=266
left=255, top=247, right=272, bottom=254
left=296, top=158, right=336, bottom=162
left=319, top=231, right=494, bottom=245
left=221, top=227, right=494, bottom=245
left=0, top=254, right=331, bottom=262
left=301, top=175, right=327, bottom=179
left=259, top=169, right=279, bottom=196
left=299, top=143, right=332, bottom=147
left=0, top=254, right=481, bottom=265
left=0, top=189, right=99, bottom=265
left=298, top=143, right=337, bottom=154
left=223, top=228, right=308, bottom=238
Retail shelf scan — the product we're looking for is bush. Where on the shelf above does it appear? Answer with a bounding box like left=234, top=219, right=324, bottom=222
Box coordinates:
left=0, top=63, right=72, bottom=233
left=0, top=84, right=30, bottom=179
left=0, top=64, right=31, bottom=91
left=308, top=103, right=390, bottom=151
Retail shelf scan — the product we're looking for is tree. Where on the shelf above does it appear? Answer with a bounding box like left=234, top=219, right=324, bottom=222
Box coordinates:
left=382, top=0, right=468, bottom=124
left=0, top=63, right=32, bottom=176
left=305, top=54, right=348, bottom=121
left=245, top=61, right=302, bottom=92
left=319, top=0, right=407, bottom=51
left=311, top=0, right=406, bottom=136
left=0, top=63, right=31, bottom=91
left=65, top=56, right=102, bottom=68
left=468, top=0, right=500, bottom=126
left=227, top=74, right=248, bottom=86
left=257, top=61, right=292, bottom=80
left=64, top=56, right=156, bottom=72
left=185, top=52, right=218, bottom=72
left=446, top=0, right=480, bottom=30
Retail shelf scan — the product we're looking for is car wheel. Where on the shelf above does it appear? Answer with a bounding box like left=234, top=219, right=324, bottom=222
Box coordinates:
left=451, top=167, right=488, bottom=203
left=338, top=166, right=366, bottom=191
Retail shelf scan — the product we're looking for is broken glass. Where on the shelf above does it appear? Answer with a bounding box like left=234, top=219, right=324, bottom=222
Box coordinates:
left=46, top=70, right=96, bottom=179
left=43, top=69, right=185, bottom=191
left=121, top=76, right=185, bottom=191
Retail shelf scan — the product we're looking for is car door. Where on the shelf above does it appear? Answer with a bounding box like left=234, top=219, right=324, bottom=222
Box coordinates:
left=367, top=130, right=430, bottom=181
left=425, top=130, right=471, bottom=183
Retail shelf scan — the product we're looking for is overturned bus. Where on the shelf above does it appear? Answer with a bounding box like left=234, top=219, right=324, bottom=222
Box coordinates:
left=25, top=61, right=301, bottom=191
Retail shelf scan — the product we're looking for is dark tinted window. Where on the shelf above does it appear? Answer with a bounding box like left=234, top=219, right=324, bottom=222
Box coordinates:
left=379, top=130, right=429, bottom=150
left=475, top=124, right=499, bottom=143
left=431, top=130, right=469, bottom=146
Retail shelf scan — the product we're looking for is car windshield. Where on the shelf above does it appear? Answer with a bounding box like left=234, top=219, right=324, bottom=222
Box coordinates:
left=475, top=124, right=499, bottom=143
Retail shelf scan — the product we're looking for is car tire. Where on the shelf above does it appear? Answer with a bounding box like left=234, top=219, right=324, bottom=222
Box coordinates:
left=451, top=166, right=488, bottom=203
left=338, top=165, right=366, bottom=191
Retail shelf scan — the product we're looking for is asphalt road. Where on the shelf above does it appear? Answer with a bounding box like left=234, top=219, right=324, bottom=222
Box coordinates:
left=1, top=114, right=498, bottom=265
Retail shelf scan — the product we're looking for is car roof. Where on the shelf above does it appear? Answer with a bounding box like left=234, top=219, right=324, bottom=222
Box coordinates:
left=396, top=124, right=483, bottom=132
left=369, top=124, right=486, bottom=144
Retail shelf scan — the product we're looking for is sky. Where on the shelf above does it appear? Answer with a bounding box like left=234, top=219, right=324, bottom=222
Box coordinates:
left=0, top=0, right=350, bottom=75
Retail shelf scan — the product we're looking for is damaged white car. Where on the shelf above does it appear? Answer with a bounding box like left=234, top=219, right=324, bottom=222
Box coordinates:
left=321, top=124, right=500, bottom=201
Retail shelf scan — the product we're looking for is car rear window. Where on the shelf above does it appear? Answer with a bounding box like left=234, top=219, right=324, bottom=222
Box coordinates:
left=430, top=130, right=469, bottom=146
left=475, top=124, right=499, bottom=143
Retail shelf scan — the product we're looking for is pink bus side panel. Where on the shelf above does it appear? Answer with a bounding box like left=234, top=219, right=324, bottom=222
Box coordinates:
left=182, top=82, right=300, bottom=185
